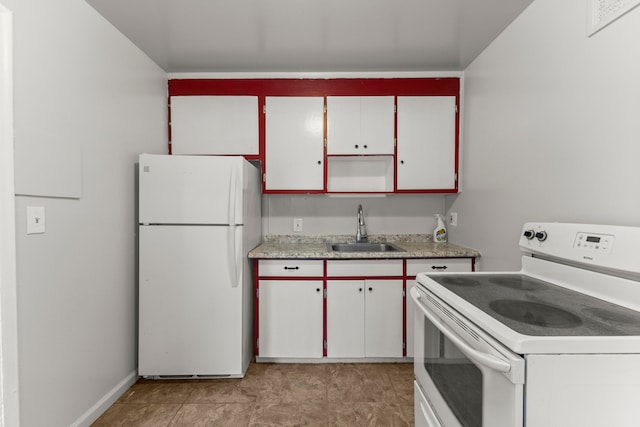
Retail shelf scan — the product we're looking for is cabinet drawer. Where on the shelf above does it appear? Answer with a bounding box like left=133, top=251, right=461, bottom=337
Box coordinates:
left=258, top=259, right=324, bottom=277
left=406, top=258, right=472, bottom=276
left=327, top=259, right=403, bottom=277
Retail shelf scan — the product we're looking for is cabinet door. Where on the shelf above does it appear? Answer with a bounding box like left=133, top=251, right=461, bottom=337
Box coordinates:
left=327, top=96, right=394, bottom=155
left=170, top=96, right=259, bottom=155
left=265, top=97, right=325, bottom=191
left=365, top=280, right=403, bottom=358
left=326, top=281, right=365, bottom=358
left=258, top=280, right=324, bottom=358
left=397, top=96, right=457, bottom=190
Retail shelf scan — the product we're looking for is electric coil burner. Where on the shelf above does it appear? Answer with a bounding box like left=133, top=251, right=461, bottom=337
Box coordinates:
left=412, top=222, right=640, bottom=427
left=488, top=300, right=583, bottom=328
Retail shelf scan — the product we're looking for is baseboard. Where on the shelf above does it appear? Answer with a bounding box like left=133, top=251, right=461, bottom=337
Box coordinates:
left=70, top=369, right=139, bottom=427
left=256, top=357, right=413, bottom=363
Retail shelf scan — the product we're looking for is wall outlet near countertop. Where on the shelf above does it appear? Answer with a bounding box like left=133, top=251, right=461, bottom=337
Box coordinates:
left=293, top=218, right=303, bottom=232
left=449, top=212, right=458, bottom=227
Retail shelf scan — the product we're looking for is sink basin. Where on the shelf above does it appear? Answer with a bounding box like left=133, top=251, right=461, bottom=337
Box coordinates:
left=328, top=242, right=405, bottom=253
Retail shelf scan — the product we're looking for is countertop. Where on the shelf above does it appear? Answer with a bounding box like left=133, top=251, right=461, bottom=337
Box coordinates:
left=248, top=234, right=480, bottom=259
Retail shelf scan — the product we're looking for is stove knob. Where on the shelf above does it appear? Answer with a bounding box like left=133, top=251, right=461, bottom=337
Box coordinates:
left=535, top=231, right=548, bottom=241
left=523, top=230, right=535, bottom=240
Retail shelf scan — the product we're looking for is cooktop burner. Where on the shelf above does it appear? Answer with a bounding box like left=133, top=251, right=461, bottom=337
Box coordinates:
left=425, top=273, right=640, bottom=337
left=489, top=299, right=583, bottom=328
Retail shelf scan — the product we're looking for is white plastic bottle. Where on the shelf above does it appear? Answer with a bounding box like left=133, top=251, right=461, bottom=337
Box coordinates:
left=433, top=214, right=447, bottom=243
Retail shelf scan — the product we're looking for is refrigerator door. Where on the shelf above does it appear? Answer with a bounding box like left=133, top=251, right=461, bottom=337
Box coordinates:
left=139, top=154, right=244, bottom=225
left=138, top=225, right=244, bottom=376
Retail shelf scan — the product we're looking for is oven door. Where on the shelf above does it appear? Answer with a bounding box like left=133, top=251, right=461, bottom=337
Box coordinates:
left=410, top=286, right=525, bottom=427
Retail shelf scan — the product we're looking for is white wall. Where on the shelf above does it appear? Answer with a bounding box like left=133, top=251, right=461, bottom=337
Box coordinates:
left=3, top=0, right=167, bottom=425
left=265, top=194, right=446, bottom=236
left=448, top=0, right=640, bottom=271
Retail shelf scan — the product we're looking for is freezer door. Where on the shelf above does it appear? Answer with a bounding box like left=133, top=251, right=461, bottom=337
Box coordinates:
left=139, top=154, right=245, bottom=225
left=138, top=225, right=245, bottom=376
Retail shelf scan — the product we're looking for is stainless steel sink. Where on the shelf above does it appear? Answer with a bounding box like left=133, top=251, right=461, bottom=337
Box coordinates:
left=328, top=242, right=405, bottom=253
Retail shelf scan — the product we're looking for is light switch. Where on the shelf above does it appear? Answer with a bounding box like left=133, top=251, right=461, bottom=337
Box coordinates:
left=27, top=206, right=45, bottom=234
left=293, top=218, right=303, bottom=232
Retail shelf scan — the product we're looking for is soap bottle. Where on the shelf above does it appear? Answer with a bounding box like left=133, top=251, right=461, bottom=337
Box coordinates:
left=433, top=214, right=447, bottom=243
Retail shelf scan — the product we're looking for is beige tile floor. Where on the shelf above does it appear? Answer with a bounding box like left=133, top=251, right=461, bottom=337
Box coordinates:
left=93, top=362, right=415, bottom=426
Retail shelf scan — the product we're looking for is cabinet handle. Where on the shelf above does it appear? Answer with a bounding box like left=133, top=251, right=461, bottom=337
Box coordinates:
left=363, top=145, right=368, bottom=149
left=284, top=266, right=300, bottom=270
left=358, top=288, right=363, bottom=292
left=316, top=288, right=321, bottom=292
left=355, top=144, right=359, bottom=149
left=431, top=266, right=448, bottom=270
left=317, top=160, right=321, bottom=165
left=400, top=160, right=404, bottom=164
left=368, top=287, right=373, bottom=292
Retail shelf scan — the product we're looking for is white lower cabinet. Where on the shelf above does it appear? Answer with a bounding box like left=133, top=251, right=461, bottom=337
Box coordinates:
left=256, top=257, right=473, bottom=360
left=327, top=281, right=364, bottom=357
left=327, top=279, right=403, bottom=358
left=258, top=280, right=324, bottom=358
left=364, top=280, right=404, bottom=358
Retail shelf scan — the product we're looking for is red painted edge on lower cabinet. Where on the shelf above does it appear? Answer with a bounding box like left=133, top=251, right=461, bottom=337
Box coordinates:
left=254, top=261, right=260, bottom=356
left=402, top=260, right=408, bottom=358
left=323, top=260, right=328, bottom=358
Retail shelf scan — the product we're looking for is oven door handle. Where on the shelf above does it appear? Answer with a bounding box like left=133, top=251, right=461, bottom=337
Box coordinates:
left=411, top=287, right=512, bottom=374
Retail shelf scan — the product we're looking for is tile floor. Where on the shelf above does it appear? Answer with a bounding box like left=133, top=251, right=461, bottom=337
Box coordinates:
left=93, top=362, right=415, bottom=426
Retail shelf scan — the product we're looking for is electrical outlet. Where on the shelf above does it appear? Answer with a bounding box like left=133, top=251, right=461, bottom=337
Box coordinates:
left=449, top=212, right=458, bottom=227
left=293, top=218, right=303, bottom=232
left=27, top=206, right=46, bottom=234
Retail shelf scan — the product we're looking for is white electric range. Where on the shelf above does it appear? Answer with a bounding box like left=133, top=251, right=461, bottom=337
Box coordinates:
left=411, top=222, right=640, bottom=427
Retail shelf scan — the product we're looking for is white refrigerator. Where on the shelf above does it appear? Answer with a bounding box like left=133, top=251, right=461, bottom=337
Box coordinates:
left=137, top=154, right=261, bottom=378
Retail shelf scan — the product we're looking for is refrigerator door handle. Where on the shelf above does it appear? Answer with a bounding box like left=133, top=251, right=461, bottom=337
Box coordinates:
left=228, top=163, right=238, bottom=226
left=228, top=225, right=241, bottom=288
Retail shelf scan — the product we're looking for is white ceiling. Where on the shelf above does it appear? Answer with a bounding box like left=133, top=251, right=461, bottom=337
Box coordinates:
left=86, top=0, right=534, bottom=73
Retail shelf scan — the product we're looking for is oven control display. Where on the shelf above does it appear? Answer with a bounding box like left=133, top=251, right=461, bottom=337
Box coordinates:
left=573, top=232, right=614, bottom=253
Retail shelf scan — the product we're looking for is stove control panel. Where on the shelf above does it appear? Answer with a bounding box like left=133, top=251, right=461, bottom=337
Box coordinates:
left=519, top=222, right=640, bottom=275
left=573, top=232, right=614, bottom=254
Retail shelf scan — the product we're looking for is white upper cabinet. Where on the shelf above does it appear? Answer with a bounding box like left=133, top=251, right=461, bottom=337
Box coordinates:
left=265, top=97, right=325, bottom=191
left=170, top=96, right=259, bottom=155
left=397, top=96, right=457, bottom=190
left=327, top=96, right=395, bottom=155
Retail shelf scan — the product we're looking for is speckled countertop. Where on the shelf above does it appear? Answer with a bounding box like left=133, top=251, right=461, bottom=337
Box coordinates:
left=248, top=234, right=481, bottom=259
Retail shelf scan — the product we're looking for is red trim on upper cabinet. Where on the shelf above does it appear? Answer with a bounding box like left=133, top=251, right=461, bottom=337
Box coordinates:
left=394, top=95, right=398, bottom=192
left=167, top=92, right=172, bottom=154
left=258, top=94, right=267, bottom=191
left=323, top=96, right=328, bottom=192
left=453, top=93, right=460, bottom=192
left=168, top=78, right=460, bottom=97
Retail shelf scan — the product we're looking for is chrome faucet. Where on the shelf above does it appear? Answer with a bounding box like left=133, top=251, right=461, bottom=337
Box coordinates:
left=356, top=204, right=368, bottom=243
